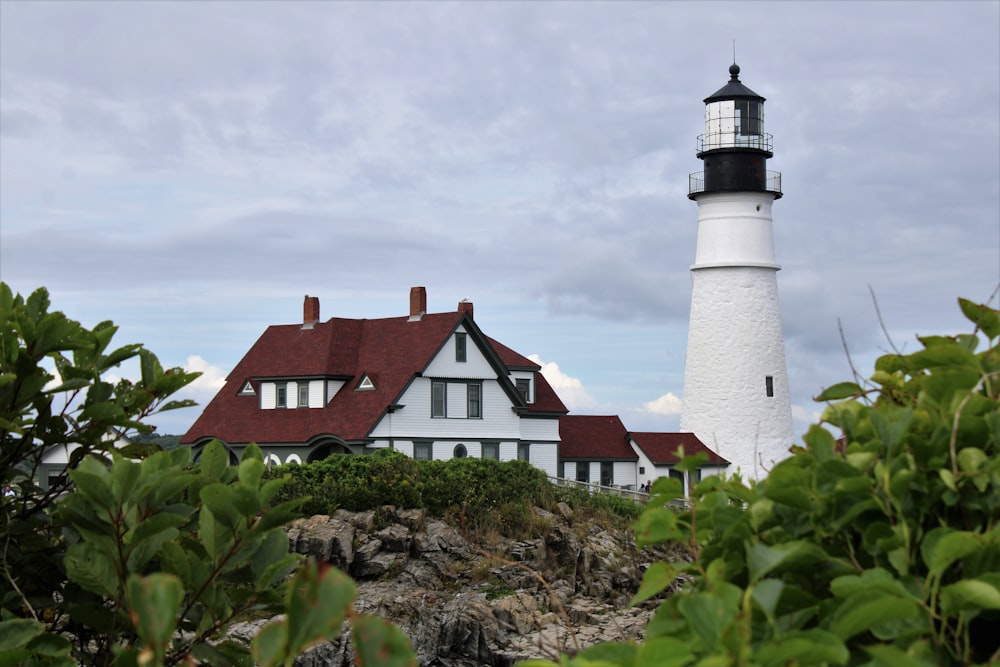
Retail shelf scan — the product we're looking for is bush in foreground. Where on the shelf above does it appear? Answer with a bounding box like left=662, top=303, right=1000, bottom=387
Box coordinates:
left=524, top=296, right=1000, bottom=667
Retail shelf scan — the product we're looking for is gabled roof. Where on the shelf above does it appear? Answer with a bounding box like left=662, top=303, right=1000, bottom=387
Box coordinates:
left=629, top=432, right=729, bottom=466
left=559, top=415, right=638, bottom=461
left=181, top=308, right=567, bottom=446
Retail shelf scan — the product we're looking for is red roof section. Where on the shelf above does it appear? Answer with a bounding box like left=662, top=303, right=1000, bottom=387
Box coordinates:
left=182, top=309, right=566, bottom=446
left=629, top=432, right=729, bottom=465
left=559, top=415, right=637, bottom=460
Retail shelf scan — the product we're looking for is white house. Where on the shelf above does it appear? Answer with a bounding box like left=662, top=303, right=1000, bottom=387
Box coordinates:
left=181, top=288, right=568, bottom=477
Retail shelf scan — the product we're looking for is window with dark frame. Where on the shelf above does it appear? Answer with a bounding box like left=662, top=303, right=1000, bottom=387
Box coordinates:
left=600, top=462, right=613, bottom=487
left=276, top=383, right=287, bottom=409
left=432, top=381, right=446, bottom=417
left=482, top=442, right=499, bottom=460
left=516, top=378, right=530, bottom=402
left=517, top=443, right=530, bottom=462
left=414, top=442, right=432, bottom=460
left=298, top=382, right=309, bottom=407
left=455, top=333, right=467, bottom=362
left=576, top=462, right=590, bottom=483
left=467, top=383, right=481, bottom=418
left=765, top=375, right=774, bottom=398
left=453, top=444, right=467, bottom=459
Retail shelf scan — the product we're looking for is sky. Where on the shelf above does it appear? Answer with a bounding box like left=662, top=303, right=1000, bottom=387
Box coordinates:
left=2, top=1, right=998, bottom=440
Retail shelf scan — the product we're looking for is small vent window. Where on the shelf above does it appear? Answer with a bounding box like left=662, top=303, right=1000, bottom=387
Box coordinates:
left=238, top=381, right=255, bottom=396
left=358, top=376, right=375, bottom=391
left=454, top=444, right=467, bottom=459
left=765, top=375, right=774, bottom=398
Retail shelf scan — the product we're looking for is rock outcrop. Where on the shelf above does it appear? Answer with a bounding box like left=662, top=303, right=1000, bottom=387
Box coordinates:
left=278, top=506, right=690, bottom=667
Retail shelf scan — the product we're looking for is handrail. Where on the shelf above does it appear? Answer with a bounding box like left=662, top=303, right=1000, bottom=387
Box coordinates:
left=546, top=475, right=649, bottom=503
left=697, top=132, right=773, bottom=154
left=688, top=170, right=782, bottom=197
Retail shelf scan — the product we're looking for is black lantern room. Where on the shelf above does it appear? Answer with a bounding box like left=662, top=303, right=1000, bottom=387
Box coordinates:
left=689, top=63, right=782, bottom=199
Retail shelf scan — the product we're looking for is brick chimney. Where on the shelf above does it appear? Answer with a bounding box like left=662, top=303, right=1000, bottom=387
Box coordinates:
left=303, top=295, right=320, bottom=326
left=409, top=286, right=426, bottom=321
left=457, top=299, right=473, bottom=319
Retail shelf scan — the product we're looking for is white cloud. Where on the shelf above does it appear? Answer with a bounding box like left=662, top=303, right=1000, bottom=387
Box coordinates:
left=528, top=354, right=597, bottom=411
left=184, top=355, right=227, bottom=395
left=641, top=392, right=682, bottom=416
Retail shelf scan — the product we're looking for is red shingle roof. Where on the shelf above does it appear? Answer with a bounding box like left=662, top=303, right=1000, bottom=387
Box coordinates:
left=181, top=309, right=566, bottom=446
left=559, top=415, right=637, bottom=460
left=629, top=432, right=729, bottom=465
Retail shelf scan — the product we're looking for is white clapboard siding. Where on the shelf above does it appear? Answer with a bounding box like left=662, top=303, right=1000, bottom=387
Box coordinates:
left=423, top=327, right=495, bottom=379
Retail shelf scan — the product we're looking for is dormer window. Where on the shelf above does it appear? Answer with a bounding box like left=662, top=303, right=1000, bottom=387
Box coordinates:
left=455, top=333, right=467, bottom=362
left=516, top=378, right=531, bottom=403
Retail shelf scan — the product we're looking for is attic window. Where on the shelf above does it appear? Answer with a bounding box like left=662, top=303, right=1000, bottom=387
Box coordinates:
left=238, top=381, right=256, bottom=396
left=455, top=333, right=467, bottom=362
left=357, top=376, right=375, bottom=391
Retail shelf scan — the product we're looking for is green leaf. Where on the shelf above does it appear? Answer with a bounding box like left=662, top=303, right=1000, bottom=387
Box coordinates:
left=630, top=561, right=678, bottom=605
left=252, top=529, right=298, bottom=589
left=252, top=619, right=288, bottom=667
left=939, top=578, right=1000, bottom=614
left=750, top=578, right=785, bottom=621
left=351, top=614, right=417, bottom=667
left=957, top=447, right=987, bottom=474
left=746, top=541, right=828, bottom=582
left=0, top=618, right=45, bottom=650
left=200, top=484, right=242, bottom=531
left=831, top=595, right=921, bottom=640
left=125, top=513, right=183, bottom=572
left=65, top=541, right=119, bottom=599
left=676, top=590, right=737, bottom=651
left=285, top=561, right=356, bottom=656
left=69, top=459, right=115, bottom=510
left=200, top=440, right=229, bottom=481
left=926, top=530, right=984, bottom=574
left=635, top=636, right=695, bottom=667
left=754, top=629, right=849, bottom=667
left=633, top=507, right=685, bottom=547
left=958, top=297, right=1000, bottom=339
left=816, top=382, right=863, bottom=401
left=199, top=504, right=235, bottom=563
left=126, top=573, right=184, bottom=663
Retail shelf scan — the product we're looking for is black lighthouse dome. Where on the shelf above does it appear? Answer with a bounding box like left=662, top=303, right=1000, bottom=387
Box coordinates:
left=689, top=63, right=782, bottom=199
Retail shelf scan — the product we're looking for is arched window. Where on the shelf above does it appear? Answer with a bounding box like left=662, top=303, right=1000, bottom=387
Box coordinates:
left=453, top=444, right=467, bottom=459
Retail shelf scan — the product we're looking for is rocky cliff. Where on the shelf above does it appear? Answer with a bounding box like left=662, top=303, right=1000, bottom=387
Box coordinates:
left=267, top=504, right=689, bottom=667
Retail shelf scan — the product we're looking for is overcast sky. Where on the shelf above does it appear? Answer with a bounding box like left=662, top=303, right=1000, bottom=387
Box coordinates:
left=2, top=1, right=998, bottom=439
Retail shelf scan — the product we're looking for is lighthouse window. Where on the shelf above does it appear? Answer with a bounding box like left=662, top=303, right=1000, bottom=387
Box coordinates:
left=736, top=100, right=761, bottom=136
left=765, top=376, right=774, bottom=397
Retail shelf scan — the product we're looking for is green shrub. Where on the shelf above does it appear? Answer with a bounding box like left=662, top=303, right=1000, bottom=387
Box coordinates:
left=0, top=284, right=417, bottom=667
left=523, top=296, right=1000, bottom=667
left=272, top=448, right=643, bottom=539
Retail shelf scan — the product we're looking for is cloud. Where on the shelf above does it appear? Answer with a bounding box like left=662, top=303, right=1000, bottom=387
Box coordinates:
left=183, top=355, right=227, bottom=396
left=641, top=392, right=683, bottom=416
left=528, top=354, right=597, bottom=411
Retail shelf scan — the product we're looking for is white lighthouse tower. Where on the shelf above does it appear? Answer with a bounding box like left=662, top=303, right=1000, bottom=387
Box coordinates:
left=680, top=63, right=794, bottom=481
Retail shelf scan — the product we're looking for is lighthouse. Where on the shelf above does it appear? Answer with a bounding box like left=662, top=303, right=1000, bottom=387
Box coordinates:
left=679, top=63, right=795, bottom=481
